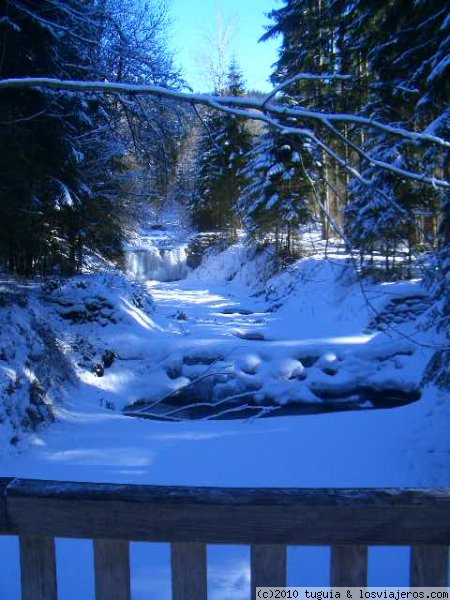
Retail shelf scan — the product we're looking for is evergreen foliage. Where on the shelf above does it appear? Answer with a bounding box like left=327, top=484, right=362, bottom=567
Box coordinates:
left=0, top=0, right=182, bottom=274
left=241, top=130, right=316, bottom=257
left=0, top=0, right=448, bottom=288
left=342, top=0, right=449, bottom=269
left=254, top=0, right=448, bottom=272
left=192, top=60, right=252, bottom=235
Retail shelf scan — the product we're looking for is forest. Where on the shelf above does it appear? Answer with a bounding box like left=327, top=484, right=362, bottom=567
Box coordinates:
left=0, top=1, right=449, bottom=596
left=0, top=0, right=448, bottom=277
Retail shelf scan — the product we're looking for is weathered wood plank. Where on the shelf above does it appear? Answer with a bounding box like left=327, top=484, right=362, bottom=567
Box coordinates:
left=9, top=480, right=450, bottom=508
left=171, top=542, right=207, bottom=600
left=5, top=480, right=450, bottom=544
left=251, top=544, right=286, bottom=599
left=0, top=477, right=14, bottom=533
left=19, top=535, right=57, bottom=600
left=410, top=545, right=449, bottom=586
left=94, top=539, right=131, bottom=600
left=331, top=545, right=368, bottom=585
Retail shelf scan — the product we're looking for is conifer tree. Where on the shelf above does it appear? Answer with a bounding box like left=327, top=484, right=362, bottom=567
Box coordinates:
left=0, top=0, right=181, bottom=274
left=0, top=0, right=83, bottom=274
left=343, top=0, right=448, bottom=270
left=192, top=59, right=252, bottom=235
left=261, top=0, right=362, bottom=238
left=241, top=129, right=316, bottom=257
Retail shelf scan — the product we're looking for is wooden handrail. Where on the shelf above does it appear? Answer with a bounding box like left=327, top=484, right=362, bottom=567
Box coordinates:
left=1, top=478, right=449, bottom=544
left=1, top=478, right=449, bottom=599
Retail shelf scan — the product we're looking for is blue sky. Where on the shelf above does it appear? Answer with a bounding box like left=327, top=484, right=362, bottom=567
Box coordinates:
left=168, top=0, right=280, bottom=92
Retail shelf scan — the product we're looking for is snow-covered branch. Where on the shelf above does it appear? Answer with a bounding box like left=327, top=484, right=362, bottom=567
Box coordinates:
left=262, top=72, right=352, bottom=105
left=0, top=77, right=449, bottom=188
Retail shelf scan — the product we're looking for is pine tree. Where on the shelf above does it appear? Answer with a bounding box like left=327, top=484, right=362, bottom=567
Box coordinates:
left=0, top=0, right=83, bottom=274
left=261, top=0, right=363, bottom=239
left=343, top=0, right=448, bottom=272
left=192, top=59, right=252, bottom=236
left=241, top=129, right=316, bottom=257
left=345, top=153, right=410, bottom=274
left=261, top=0, right=448, bottom=272
left=0, top=0, right=182, bottom=274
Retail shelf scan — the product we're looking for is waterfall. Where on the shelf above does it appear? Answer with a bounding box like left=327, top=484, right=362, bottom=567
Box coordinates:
left=126, top=245, right=188, bottom=281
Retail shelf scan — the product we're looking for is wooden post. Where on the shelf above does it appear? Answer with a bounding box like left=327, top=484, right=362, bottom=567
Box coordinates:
left=20, top=536, right=57, bottom=600
left=94, top=539, right=131, bottom=600
left=410, top=545, right=449, bottom=586
left=331, top=545, right=368, bottom=585
left=0, top=478, right=13, bottom=532
left=171, top=542, right=207, bottom=600
left=251, top=544, right=287, bottom=599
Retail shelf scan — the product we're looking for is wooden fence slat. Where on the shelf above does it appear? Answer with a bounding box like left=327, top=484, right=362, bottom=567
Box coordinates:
left=251, top=544, right=287, bottom=599
left=0, top=478, right=14, bottom=532
left=410, top=545, right=449, bottom=586
left=331, top=545, right=368, bottom=585
left=171, top=542, right=207, bottom=600
left=19, top=535, right=57, bottom=600
left=94, top=539, right=131, bottom=600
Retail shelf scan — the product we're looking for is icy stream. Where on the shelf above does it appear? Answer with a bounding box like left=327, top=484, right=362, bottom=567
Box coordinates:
left=0, top=242, right=447, bottom=599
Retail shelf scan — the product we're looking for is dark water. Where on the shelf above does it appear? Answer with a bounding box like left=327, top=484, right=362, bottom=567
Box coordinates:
left=124, top=385, right=421, bottom=422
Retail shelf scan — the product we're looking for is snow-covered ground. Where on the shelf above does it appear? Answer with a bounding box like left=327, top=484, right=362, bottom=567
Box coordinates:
left=0, top=238, right=449, bottom=599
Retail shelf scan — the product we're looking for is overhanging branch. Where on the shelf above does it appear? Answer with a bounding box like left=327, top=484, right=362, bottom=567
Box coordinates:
left=0, top=76, right=449, bottom=188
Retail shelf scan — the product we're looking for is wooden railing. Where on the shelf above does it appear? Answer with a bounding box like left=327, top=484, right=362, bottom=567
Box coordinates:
left=0, top=479, right=449, bottom=599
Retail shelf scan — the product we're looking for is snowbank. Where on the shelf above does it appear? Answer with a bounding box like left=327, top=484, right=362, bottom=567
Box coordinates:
left=188, top=241, right=278, bottom=292
left=180, top=245, right=433, bottom=411
left=0, top=285, right=68, bottom=451
left=0, top=270, right=170, bottom=451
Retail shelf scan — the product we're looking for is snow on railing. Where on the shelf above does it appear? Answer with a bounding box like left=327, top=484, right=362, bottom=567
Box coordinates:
left=0, top=478, right=449, bottom=599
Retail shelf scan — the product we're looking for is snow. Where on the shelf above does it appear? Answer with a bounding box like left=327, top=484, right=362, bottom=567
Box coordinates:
left=0, top=16, right=21, bottom=33
left=0, top=237, right=449, bottom=598
left=427, top=54, right=450, bottom=85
